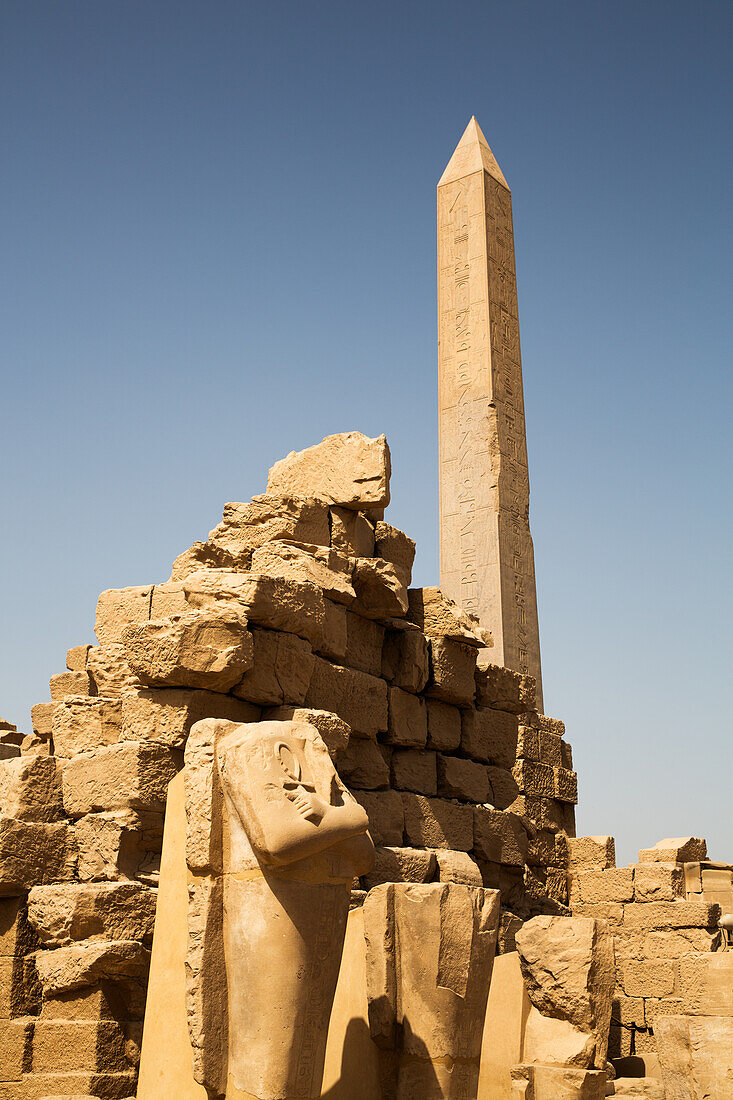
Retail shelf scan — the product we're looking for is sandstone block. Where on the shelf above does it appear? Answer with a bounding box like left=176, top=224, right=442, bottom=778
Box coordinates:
left=633, top=862, right=685, bottom=902
left=678, top=952, right=733, bottom=1015
left=642, top=927, right=720, bottom=957
left=148, top=580, right=189, bottom=621
left=462, top=706, right=518, bottom=765
left=0, top=1016, right=33, bottom=1080
left=401, top=793, right=473, bottom=851
left=638, top=837, right=707, bottom=864
left=95, top=586, right=152, bottom=646
left=432, top=849, right=482, bottom=886
left=351, top=791, right=404, bottom=847
left=267, top=431, right=391, bottom=509
left=121, top=687, right=258, bottom=750
left=336, top=738, right=389, bottom=790
left=620, top=959, right=677, bottom=998
left=62, top=742, right=178, bottom=817
left=612, top=993, right=645, bottom=1028
left=570, top=902, right=625, bottom=929
left=510, top=1064, right=607, bottom=1100
left=351, top=557, right=408, bottom=618
left=74, top=810, right=163, bottom=882
left=516, top=726, right=562, bottom=766
left=383, top=686, right=425, bottom=748
left=407, top=586, right=490, bottom=649
left=487, top=766, right=520, bottom=810
left=329, top=507, right=374, bottom=557
left=0, top=817, right=76, bottom=895
left=27, top=883, right=156, bottom=947
left=52, top=698, right=122, bottom=759
left=232, top=627, right=313, bottom=706
left=374, top=522, right=415, bottom=587
left=19, top=1070, right=137, bottom=1098
left=251, top=540, right=356, bottom=605
left=304, top=658, right=388, bottom=738
left=66, top=646, right=91, bottom=672
left=391, top=749, right=437, bottom=796
left=381, top=624, right=429, bottom=693
left=34, top=941, right=149, bottom=996
left=527, top=828, right=567, bottom=869
left=426, top=637, right=476, bottom=705
left=475, top=660, right=535, bottom=713
left=473, top=808, right=529, bottom=867
left=123, top=609, right=253, bottom=692
left=622, top=901, right=720, bottom=933
left=0, top=897, right=38, bottom=958
left=362, top=846, right=436, bottom=891
left=49, top=672, right=93, bottom=702
left=437, top=754, right=490, bottom=803
left=265, top=707, right=350, bottom=757
left=31, top=704, right=56, bottom=740
left=343, top=611, right=384, bottom=676
left=522, top=711, right=565, bottom=737
left=513, top=759, right=555, bottom=798
left=31, top=1017, right=128, bottom=1074
left=0, top=756, right=63, bottom=822
left=554, top=767, right=578, bottom=804
left=567, top=836, right=616, bottom=871
left=208, top=495, right=330, bottom=559
left=656, top=1015, right=733, bottom=1100
left=183, top=569, right=325, bottom=649
left=86, top=646, right=141, bottom=698
left=569, top=868, right=634, bottom=905
left=425, top=699, right=461, bottom=752
left=170, top=536, right=246, bottom=580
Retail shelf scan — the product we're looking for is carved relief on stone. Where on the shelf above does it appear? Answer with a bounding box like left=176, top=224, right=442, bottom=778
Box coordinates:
left=362, top=881, right=500, bottom=1099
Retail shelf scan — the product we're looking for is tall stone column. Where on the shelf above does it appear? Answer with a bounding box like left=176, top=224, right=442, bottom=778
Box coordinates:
left=438, top=117, right=543, bottom=709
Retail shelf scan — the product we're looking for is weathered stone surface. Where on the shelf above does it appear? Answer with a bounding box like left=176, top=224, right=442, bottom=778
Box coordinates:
left=27, top=883, right=156, bottom=947
left=169, top=538, right=243, bottom=580
left=622, top=902, right=720, bottom=933
left=426, top=637, right=477, bottom=705
left=318, top=598, right=348, bottom=662
left=567, top=836, right=616, bottom=870
left=123, top=609, right=253, bottom=693
left=74, top=810, right=163, bottom=882
left=475, top=660, right=535, bottom=714
left=407, top=587, right=490, bottom=648
left=362, top=846, right=436, bottom=890
left=62, top=742, right=179, bottom=817
left=121, top=688, right=258, bottom=750
left=462, top=706, right=518, bottom=765
left=391, top=749, right=437, bottom=796
left=656, top=1015, right=733, bottom=1100
left=52, top=698, right=122, bottom=759
left=0, top=755, right=63, bottom=822
left=251, top=540, right=356, bottom=605
left=95, top=586, right=152, bottom=647
left=425, top=699, right=462, bottom=752
left=363, top=882, right=500, bottom=1099
left=569, top=868, right=634, bottom=906
left=336, top=738, right=389, bottom=790
left=35, top=941, right=150, bottom=996
left=149, top=580, right=189, bottom=620
left=352, top=557, right=408, bottom=618
left=267, top=432, right=391, bottom=509
left=487, top=766, right=520, bottom=810
left=265, top=707, right=350, bottom=757
left=510, top=1063, right=607, bottom=1100
left=402, top=793, right=473, bottom=852
left=517, top=725, right=563, bottom=766
left=633, top=862, right=685, bottom=902
left=183, top=569, right=325, bottom=649
left=474, top=807, right=529, bottom=867
left=304, top=658, right=388, bottom=738
left=66, top=645, right=92, bottom=672
left=31, top=704, right=56, bottom=739
left=619, top=958, right=677, bottom=999
left=382, top=686, right=426, bottom=748
left=208, top=495, right=330, bottom=560
left=86, top=646, right=141, bottom=698
left=182, top=718, right=232, bottom=876
left=49, top=672, right=94, bottom=701
left=437, top=754, right=490, bottom=804
left=515, top=915, right=615, bottom=1069
left=374, top=522, right=415, bottom=587
left=432, top=849, right=482, bottom=887
left=232, top=627, right=313, bottom=706
left=677, top=952, right=733, bottom=1015
left=342, top=611, right=384, bottom=676
left=638, top=837, right=707, bottom=864
left=329, top=507, right=374, bottom=558
left=0, top=818, right=76, bottom=893
left=381, top=623, right=429, bottom=693
left=352, top=790, right=404, bottom=847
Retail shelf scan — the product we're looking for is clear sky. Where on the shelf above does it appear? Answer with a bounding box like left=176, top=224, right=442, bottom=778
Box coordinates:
left=2, top=2, right=731, bottom=865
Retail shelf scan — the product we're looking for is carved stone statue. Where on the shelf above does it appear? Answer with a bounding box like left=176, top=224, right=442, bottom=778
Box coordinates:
left=362, top=881, right=501, bottom=1099
left=216, top=720, right=374, bottom=1100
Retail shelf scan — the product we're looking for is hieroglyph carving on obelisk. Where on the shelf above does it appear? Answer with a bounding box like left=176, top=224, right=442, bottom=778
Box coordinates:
left=438, top=117, right=543, bottom=708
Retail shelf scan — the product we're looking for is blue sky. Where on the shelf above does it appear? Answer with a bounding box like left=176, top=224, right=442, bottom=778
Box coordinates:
left=2, top=2, right=731, bottom=865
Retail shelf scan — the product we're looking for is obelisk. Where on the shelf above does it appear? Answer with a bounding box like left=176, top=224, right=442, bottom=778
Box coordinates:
left=438, top=117, right=543, bottom=709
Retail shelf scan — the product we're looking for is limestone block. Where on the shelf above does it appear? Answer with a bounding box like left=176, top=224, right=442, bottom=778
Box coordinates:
left=515, top=915, right=615, bottom=1069
left=374, top=522, right=415, bottom=587
left=86, top=646, right=141, bottom=698
left=319, top=598, right=348, bottom=662
left=656, top=1014, right=733, bottom=1100
left=183, top=569, right=325, bottom=649
left=622, top=902, right=720, bottom=933
left=475, top=660, right=535, bottom=714
left=304, top=658, right=388, bottom=738
left=343, top=611, right=384, bottom=676
left=391, top=749, right=437, bottom=796
left=426, top=638, right=477, bottom=706
left=554, top=767, right=578, bottom=804
left=49, top=672, right=93, bottom=701
left=426, top=700, right=462, bottom=752
left=62, top=742, right=179, bottom=817
left=569, top=868, right=634, bottom=906
left=208, top=495, right=330, bottom=559
left=437, top=754, right=490, bottom=804
left=386, top=687, right=427, bottom=748
left=432, top=849, right=482, bottom=887
left=74, top=810, right=163, bottom=882
left=363, top=882, right=500, bottom=1099
left=329, top=506, right=374, bottom=557
left=336, top=738, right=389, bottom=790
left=620, top=959, right=677, bottom=998
left=27, top=883, right=156, bottom=947
left=402, top=793, right=473, bottom=852
left=121, top=688, right=258, bottom=750
left=462, top=706, right=518, bottom=765
left=352, top=557, right=408, bottom=618
left=267, top=431, right=391, bottom=509
left=510, top=1063, right=607, bottom=1100
left=473, top=808, right=529, bottom=867
left=0, top=755, right=63, bottom=822
left=251, top=540, right=356, bottom=605
left=633, top=862, right=685, bottom=902
left=265, top=707, right=350, bottom=757
left=567, top=836, right=616, bottom=871
left=362, top=846, right=436, bottom=890
left=232, top=627, right=313, bottom=706
left=95, top=586, right=152, bottom=646
left=381, top=624, right=429, bottom=693
left=34, top=942, right=149, bottom=996
left=678, top=952, right=733, bottom=1015
left=352, top=790, right=404, bottom=847
left=52, top=697, right=122, bottom=759
left=123, top=610, right=253, bottom=693
left=66, top=646, right=91, bottom=672
left=0, top=819, right=76, bottom=894
left=638, top=837, right=707, bottom=864
left=487, top=766, right=520, bottom=810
